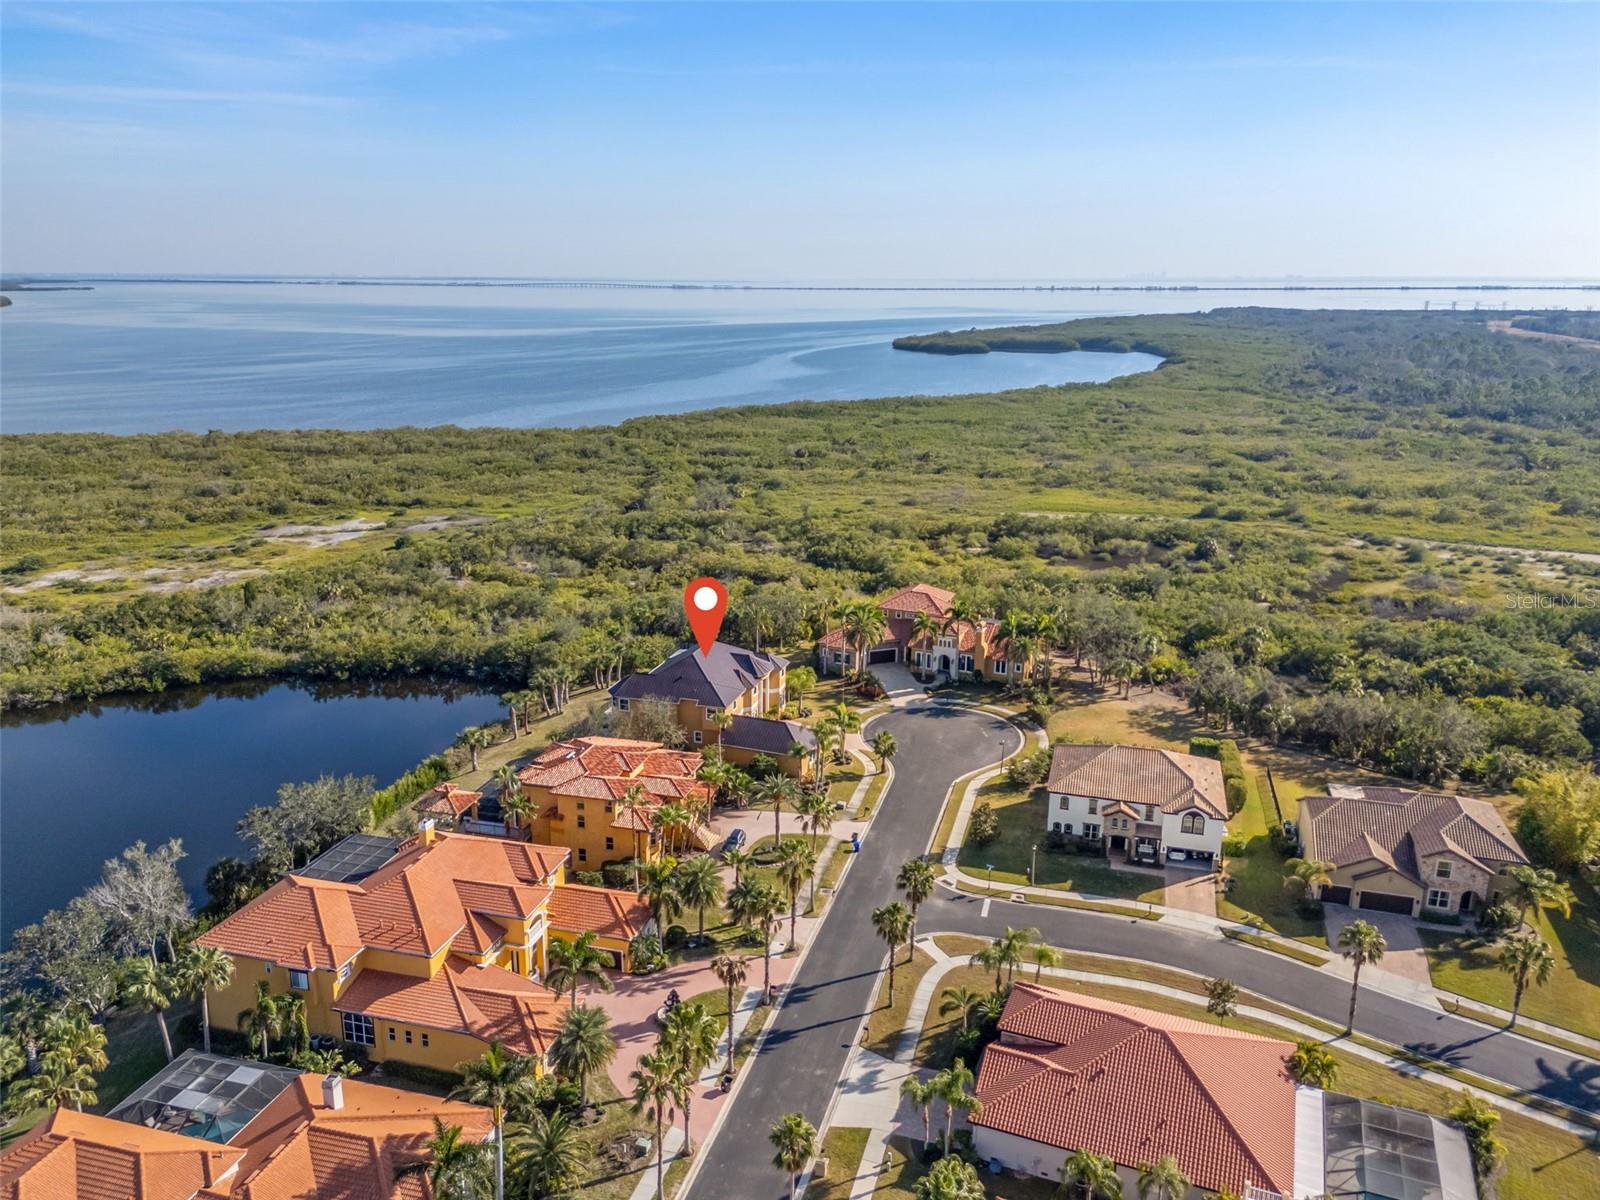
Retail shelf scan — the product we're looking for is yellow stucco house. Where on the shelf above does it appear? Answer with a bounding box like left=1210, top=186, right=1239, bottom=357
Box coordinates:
left=196, top=826, right=651, bottom=1073
left=817, top=582, right=1031, bottom=685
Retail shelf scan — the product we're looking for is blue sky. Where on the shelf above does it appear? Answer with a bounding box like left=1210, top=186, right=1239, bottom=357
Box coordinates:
left=3, top=2, right=1596, bottom=279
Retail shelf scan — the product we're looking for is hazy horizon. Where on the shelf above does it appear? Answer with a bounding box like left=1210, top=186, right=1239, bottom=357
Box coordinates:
left=4, top=2, right=1598, bottom=279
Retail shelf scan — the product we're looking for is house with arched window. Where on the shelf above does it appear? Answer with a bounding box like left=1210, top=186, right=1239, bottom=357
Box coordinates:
left=1044, top=743, right=1228, bottom=866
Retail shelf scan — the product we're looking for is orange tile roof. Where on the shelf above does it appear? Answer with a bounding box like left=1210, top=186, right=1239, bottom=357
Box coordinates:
left=333, top=960, right=567, bottom=1060
left=549, top=884, right=652, bottom=942
left=198, top=832, right=566, bottom=970
left=1, top=1109, right=244, bottom=1200
left=222, top=1074, right=492, bottom=1200
left=1045, top=744, right=1229, bottom=821
left=879, top=583, right=955, bottom=617
left=520, top=737, right=708, bottom=807
left=413, top=786, right=481, bottom=818
left=973, top=983, right=1295, bottom=1197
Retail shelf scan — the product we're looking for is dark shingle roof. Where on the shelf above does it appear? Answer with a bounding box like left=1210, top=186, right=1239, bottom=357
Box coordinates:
left=611, top=642, right=786, bottom=708
left=723, top=715, right=817, bottom=755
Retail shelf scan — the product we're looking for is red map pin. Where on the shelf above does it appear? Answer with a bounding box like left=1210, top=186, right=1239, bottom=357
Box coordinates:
left=683, top=577, right=729, bottom=657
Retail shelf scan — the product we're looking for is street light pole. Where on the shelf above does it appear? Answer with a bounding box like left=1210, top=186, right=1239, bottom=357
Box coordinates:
left=1030, top=844, right=1037, bottom=888
left=986, top=863, right=995, bottom=896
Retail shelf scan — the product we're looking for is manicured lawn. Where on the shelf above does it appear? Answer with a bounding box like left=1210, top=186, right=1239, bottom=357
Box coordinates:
left=862, top=947, right=935, bottom=1058
left=448, top=690, right=609, bottom=790
left=1420, top=880, right=1600, bottom=1040
left=562, top=1074, right=662, bottom=1200
left=855, top=766, right=889, bottom=819
left=826, top=760, right=866, bottom=808
left=857, top=1136, right=1059, bottom=1200
left=806, top=1126, right=872, bottom=1200
left=956, top=779, right=1164, bottom=901
left=1215, top=777, right=1328, bottom=946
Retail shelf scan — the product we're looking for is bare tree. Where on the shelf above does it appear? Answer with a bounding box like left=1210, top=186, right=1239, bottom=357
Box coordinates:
left=86, top=839, right=192, bottom=964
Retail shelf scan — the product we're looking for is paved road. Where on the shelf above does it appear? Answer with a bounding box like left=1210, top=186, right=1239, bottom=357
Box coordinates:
left=923, top=889, right=1600, bottom=1114
left=687, top=703, right=1020, bottom=1200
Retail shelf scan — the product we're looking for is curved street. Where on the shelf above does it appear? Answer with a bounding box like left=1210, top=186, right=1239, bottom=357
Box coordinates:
left=687, top=704, right=1599, bottom=1200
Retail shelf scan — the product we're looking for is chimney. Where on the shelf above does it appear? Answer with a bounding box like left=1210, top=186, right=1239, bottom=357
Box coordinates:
left=321, top=1074, right=344, bottom=1110
left=417, top=817, right=437, bottom=846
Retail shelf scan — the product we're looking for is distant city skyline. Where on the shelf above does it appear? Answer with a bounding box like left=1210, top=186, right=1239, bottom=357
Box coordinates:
left=3, top=2, right=1597, bottom=279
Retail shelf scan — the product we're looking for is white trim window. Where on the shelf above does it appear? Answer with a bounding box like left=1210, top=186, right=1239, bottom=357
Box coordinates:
left=959, top=655, right=974, bottom=672
left=1083, top=823, right=1101, bottom=840
left=1181, top=813, right=1205, bottom=835
left=617, top=698, right=631, bottom=711
left=1426, top=889, right=1451, bottom=910
left=288, top=968, right=310, bottom=991
left=1436, top=861, right=1452, bottom=879
left=993, top=660, right=1008, bottom=675
left=342, top=1011, right=375, bottom=1046
left=692, top=730, right=703, bottom=745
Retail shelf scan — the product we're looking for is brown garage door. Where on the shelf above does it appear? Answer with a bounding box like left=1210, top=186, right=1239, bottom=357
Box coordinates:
left=1320, top=885, right=1352, bottom=906
left=1358, top=891, right=1415, bottom=915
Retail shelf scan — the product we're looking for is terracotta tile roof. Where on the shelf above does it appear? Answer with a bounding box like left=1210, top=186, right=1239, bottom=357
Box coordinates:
left=223, top=1075, right=492, bottom=1200
left=879, top=583, right=955, bottom=617
left=198, top=833, right=565, bottom=970
left=520, top=738, right=709, bottom=808
left=549, top=884, right=652, bottom=942
left=333, top=960, right=566, bottom=1060
left=1, top=1109, right=245, bottom=1200
left=816, top=627, right=849, bottom=649
left=974, top=983, right=1296, bottom=1197
left=1045, top=745, right=1228, bottom=821
left=1301, top=787, right=1527, bottom=884
left=412, top=786, right=480, bottom=819
left=611, top=643, right=786, bottom=708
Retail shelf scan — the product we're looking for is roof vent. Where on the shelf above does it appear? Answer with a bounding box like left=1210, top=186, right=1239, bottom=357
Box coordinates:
left=321, top=1074, right=344, bottom=1110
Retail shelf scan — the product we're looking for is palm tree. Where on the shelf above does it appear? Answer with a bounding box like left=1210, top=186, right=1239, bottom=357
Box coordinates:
left=824, top=701, right=862, bottom=757
left=458, top=725, right=495, bottom=771
left=754, top=774, right=802, bottom=843
left=775, top=838, right=818, bottom=947
left=837, top=600, right=888, bottom=680
left=674, top=854, right=726, bottom=938
left=1337, top=919, right=1387, bottom=1034
left=655, top=802, right=692, bottom=856
left=175, top=943, right=234, bottom=1054
left=972, top=941, right=1005, bottom=992
left=723, top=845, right=753, bottom=886
left=710, top=954, right=749, bottom=1075
left=239, top=982, right=287, bottom=1058
left=7, top=1051, right=99, bottom=1114
left=549, top=1004, right=616, bottom=1106
left=932, top=1058, right=980, bottom=1156
left=499, top=692, right=523, bottom=739
left=1059, top=1148, right=1123, bottom=1199
left=546, top=932, right=616, bottom=1010
left=509, top=1109, right=588, bottom=1199
left=909, top=610, right=943, bottom=676
left=41, top=1012, right=109, bottom=1079
left=660, top=1002, right=720, bottom=1156
left=1502, top=865, right=1576, bottom=929
left=631, top=1051, right=686, bottom=1200
left=494, top=766, right=530, bottom=835
left=1286, top=1039, right=1339, bottom=1089
left=1205, top=977, right=1239, bottom=1021
left=1282, top=857, right=1335, bottom=900
left=796, top=789, right=835, bottom=855
left=872, top=902, right=913, bottom=1005
left=280, top=992, right=310, bottom=1056
left=1030, top=943, right=1060, bottom=982
left=124, top=958, right=175, bottom=1062
left=452, top=1042, right=534, bottom=1200
left=901, top=1075, right=938, bottom=1150
left=727, top=878, right=785, bottom=997
left=709, top=708, right=735, bottom=750
left=769, top=1112, right=817, bottom=1200
left=1136, top=1155, right=1188, bottom=1200
left=812, top=719, right=840, bottom=773
left=872, top=730, right=898, bottom=770
left=639, top=860, right=681, bottom=929
left=896, top=859, right=936, bottom=947
left=939, top=985, right=985, bottom=1033
left=1498, top=933, right=1556, bottom=1028
left=394, top=1118, right=489, bottom=1200
left=988, top=926, right=1040, bottom=987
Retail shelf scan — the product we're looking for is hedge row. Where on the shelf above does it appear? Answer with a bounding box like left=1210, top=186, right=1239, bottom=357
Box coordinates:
left=1189, top=736, right=1251, bottom=816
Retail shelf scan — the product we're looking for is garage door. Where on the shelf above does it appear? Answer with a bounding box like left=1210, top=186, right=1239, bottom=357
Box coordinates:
left=1358, top=891, right=1415, bottom=915
left=867, top=647, right=898, bottom=664
left=1320, top=885, right=1352, bottom=906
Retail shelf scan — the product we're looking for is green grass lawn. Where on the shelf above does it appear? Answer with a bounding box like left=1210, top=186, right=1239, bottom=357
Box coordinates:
left=1215, top=777, right=1328, bottom=946
left=807, top=1126, right=873, bottom=1200
left=826, top=760, right=866, bottom=808
left=956, top=779, right=1164, bottom=901
left=862, top=947, right=935, bottom=1058
left=855, top=766, right=889, bottom=819
left=1419, top=880, right=1600, bottom=1040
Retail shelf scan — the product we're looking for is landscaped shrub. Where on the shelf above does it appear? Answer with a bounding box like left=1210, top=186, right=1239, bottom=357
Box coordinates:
left=601, top=859, right=640, bottom=890
left=969, top=802, right=1000, bottom=845
left=1294, top=897, right=1325, bottom=919
left=1419, top=910, right=1462, bottom=926
left=369, top=753, right=453, bottom=824
left=1004, top=747, right=1052, bottom=787
left=574, top=870, right=605, bottom=887
left=1189, top=736, right=1251, bottom=815
left=379, top=1059, right=464, bottom=1091
left=1477, top=902, right=1518, bottom=939
left=1221, top=833, right=1249, bottom=858
left=629, top=932, right=666, bottom=974
left=663, top=924, right=688, bottom=950
left=1044, top=828, right=1072, bottom=854
left=1269, top=822, right=1299, bottom=856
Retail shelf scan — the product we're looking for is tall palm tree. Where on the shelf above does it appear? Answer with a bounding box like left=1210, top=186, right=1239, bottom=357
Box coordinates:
left=7, top=1050, right=99, bottom=1114
left=1136, top=1155, right=1188, bottom=1200
left=393, top=1118, right=490, bottom=1200
left=549, top=1004, right=616, bottom=1106
left=639, top=860, right=681, bottom=929
left=494, top=766, right=530, bottom=835
left=674, top=854, right=727, bottom=939
left=896, top=859, right=936, bottom=948
left=932, top=1058, right=980, bottom=1156
left=909, top=611, right=942, bottom=676
left=660, top=1002, right=721, bottom=1156
left=1502, top=865, right=1576, bottom=929
left=280, top=992, right=310, bottom=1056
left=796, top=789, right=835, bottom=856
left=775, top=838, right=818, bottom=948
left=769, top=1112, right=817, bottom=1200
left=1286, top=1039, right=1339, bottom=1089
left=509, top=1110, right=588, bottom=1199
left=1060, top=1148, right=1123, bottom=1199
left=123, top=958, right=175, bottom=1062
left=452, top=1042, right=534, bottom=1200
left=837, top=600, right=888, bottom=680
left=986, top=926, right=1041, bottom=987
left=239, top=981, right=288, bottom=1059
left=1282, top=857, right=1335, bottom=900
left=546, top=932, right=616, bottom=1010
left=41, top=1012, right=109, bottom=1079
left=1498, top=933, right=1556, bottom=1028
left=939, top=985, right=985, bottom=1033
left=872, top=730, right=898, bottom=771
left=1337, top=919, right=1387, bottom=1034
left=655, top=802, right=692, bottom=857
left=175, top=944, right=234, bottom=1054
left=824, top=701, right=862, bottom=758
left=727, top=878, right=785, bottom=997
left=631, top=1051, right=686, bottom=1200
left=900, top=1076, right=937, bottom=1149
left=709, top=708, right=735, bottom=750
left=458, top=725, right=495, bottom=771
left=710, top=955, right=749, bottom=1075
left=872, top=902, right=913, bottom=1005
left=1030, top=943, right=1061, bottom=982
left=722, top=845, right=753, bottom=886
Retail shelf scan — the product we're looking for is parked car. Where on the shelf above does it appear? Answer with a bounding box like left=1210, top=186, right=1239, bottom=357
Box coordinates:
left=720, top=828, right=747, bottom=856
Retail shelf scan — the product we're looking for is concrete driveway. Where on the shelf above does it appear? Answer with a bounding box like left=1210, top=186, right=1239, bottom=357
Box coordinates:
left=1324, top=906, right=1434, bottom=989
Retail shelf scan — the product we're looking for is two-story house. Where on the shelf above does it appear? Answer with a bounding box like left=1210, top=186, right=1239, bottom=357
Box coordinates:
left=517, top=735, right=709, bottom=868
left=1044, top=743, right=1228, bottom=866
left=1299, top=785, right=1529, bottom=918
left=610, top=641, right=816, bottom=777
left=196, top=825, right=650, bottom=1073
left=815, top=583, right=1027, bottom=684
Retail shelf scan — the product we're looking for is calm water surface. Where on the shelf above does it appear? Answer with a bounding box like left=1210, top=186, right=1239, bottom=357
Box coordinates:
left=0, top=682, right=504, bottom=940
left=5, top=279, right=1589, bottom=434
